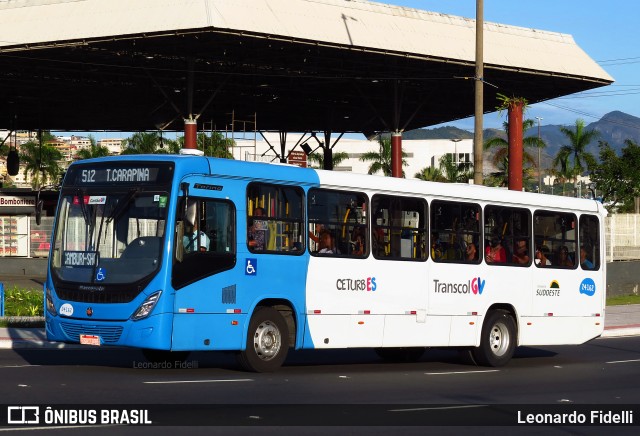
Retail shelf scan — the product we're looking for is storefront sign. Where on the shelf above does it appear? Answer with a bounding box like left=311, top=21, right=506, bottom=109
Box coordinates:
left=0, top=196, right=36, bottom=207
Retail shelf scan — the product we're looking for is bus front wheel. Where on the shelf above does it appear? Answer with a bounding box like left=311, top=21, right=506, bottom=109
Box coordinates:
left=237, top=307, right=289, bottom=372
left=471, top=310, right=516, bottom=367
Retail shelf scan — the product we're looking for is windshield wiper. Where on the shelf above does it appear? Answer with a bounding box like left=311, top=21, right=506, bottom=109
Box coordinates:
left=107, top=188, right=139, bottom=224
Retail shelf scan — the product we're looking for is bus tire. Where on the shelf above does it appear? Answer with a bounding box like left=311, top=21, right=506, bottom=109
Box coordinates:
left=375, top=347, right=425, bottom=362
left=237, top=307, right=289, bottom=372
left=471, top=310, right=516, bottom=367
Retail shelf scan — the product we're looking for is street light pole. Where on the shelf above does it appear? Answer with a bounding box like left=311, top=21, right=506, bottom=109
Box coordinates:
left=536, top=116, right=543, bottom=193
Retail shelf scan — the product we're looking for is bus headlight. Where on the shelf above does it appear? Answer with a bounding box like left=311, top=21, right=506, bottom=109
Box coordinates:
left=131, top=291, right=162, bottom=321
left=46, top=288, right=57, bottom=316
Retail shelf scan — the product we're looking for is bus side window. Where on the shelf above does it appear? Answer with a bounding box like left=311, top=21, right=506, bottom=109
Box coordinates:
left=247, top=183, right=304, bottom=254
left=579, top=214, right=600, bottom=270
left=484, top=205, right=531, bottom=267
left=308, top=188, right=368, bottom=258
left=371, top=195, right=427, bottom=261
left=533, top=210, right=577, bottom=269
left=430, top=200, right=480, bottom=264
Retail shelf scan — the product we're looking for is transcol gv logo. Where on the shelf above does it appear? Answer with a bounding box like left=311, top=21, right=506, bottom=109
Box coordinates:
left=433, top=277, right=485, bottom=295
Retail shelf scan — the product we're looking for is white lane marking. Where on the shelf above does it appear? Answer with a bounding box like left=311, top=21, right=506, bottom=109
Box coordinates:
left=424, top=370, right=500, bottom=375
left=390, top=405, right=488, bottom=412
left=144, top=378, right=253, bottom=384
left=0, top=365, right=41, bottom=369
left=606, top=358, right=640, bottom=364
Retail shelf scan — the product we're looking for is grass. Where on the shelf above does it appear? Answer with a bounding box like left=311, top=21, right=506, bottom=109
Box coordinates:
left=2, top=287, right=43, bottom=317
left=1, top=287, right=639, bottom=328
left=606, top=294, right=640, bottom=306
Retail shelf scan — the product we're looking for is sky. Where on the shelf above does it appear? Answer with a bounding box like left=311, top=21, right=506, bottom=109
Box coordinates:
left=385, top=0, right=640, bottom=131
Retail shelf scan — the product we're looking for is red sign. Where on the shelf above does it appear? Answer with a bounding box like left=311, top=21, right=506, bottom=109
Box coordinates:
left=288, top=150, right=307, bottom=168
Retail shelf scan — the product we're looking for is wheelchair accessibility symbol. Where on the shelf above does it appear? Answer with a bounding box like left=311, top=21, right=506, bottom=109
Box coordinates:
left=95, top=267, right=106, bottom=281
left=245, top=258, right=257, bottom=276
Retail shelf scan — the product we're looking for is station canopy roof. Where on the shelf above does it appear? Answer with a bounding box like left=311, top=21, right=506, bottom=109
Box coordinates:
left=0, top=0, right=613, bottom=134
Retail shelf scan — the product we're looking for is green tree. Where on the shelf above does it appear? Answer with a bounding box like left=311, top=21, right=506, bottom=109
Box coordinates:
left=359, top=136, right=408, bottom=177
left=552, top=119, right=598, bottom=186
left=414, top=165, right=445, bottom=182
left=307, top=150, right=349, bottom=169
left=75, top=135, right=110, bottom=160
left=590, top=139, right=640, bottom=212
left=122, top=132, right=162, bottom=154
left=483, top=119, right=546, bottom=187
left=438, top=154, right=474, bottom=183
left=19, top=140, right=63, bottom=189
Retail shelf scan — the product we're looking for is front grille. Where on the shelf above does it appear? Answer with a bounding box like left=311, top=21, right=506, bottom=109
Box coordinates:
left=61, top=322, right=123, bottom=344
left=56, top=288, right=140, bottom=303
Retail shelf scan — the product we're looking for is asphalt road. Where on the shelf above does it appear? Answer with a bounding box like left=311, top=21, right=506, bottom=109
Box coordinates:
left=1, top=336, right=639, bottom=431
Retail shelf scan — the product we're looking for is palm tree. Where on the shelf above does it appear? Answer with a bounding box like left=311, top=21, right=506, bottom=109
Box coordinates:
left=19, top=140, right=63, bottom=189
left=75, top=135, right=110, bottom=160
left=483, top=119, right=546, bottom=186
left=438, top=154, right=474, bottom=183
left=552, top=119, right=598, bottom=186
left=307, top=150, right=349, bottom=169
left=359, top=135, right=408, bottom=177
left=414, top=165, right=445, bottom=182
left=121, top=132, right=162, bottom=154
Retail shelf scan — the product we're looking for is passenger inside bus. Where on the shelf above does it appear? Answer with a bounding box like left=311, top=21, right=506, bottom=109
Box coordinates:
left=580, top=246, right=595, bottom=269
left=431, top=232, right=443, bottom=260
left=248, top=207, right=266, bottom=251
left=512, top=239, right=530, bottom=264
left=485, top=236, right=506, bottom=263
left=465, top=242, right=478, bottom=262
left=535, top=246, right=551, bottom=266
left=557, top=246, right=574, bottom=267
left=317, top=231, right=335, bottom=254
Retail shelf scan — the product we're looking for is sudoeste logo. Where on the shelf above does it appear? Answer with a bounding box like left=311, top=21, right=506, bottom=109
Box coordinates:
left=580, top=278, right=596, bottom=296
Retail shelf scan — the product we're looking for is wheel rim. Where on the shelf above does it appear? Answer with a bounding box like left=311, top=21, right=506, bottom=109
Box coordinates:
left=488, top=321, right=510, bottom=357
left=253, top=320, right=282, bottom=361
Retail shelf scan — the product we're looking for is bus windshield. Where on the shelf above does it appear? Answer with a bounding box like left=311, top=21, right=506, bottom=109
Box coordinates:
left=51, top=189, right=169, bottom=286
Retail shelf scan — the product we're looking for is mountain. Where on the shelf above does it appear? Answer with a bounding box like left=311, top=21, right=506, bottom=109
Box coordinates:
left=405, top=111, right=640, bottom=164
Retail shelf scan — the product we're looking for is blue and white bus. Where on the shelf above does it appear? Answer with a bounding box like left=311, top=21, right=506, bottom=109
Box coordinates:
left=45, top=153, right=606, bottom=371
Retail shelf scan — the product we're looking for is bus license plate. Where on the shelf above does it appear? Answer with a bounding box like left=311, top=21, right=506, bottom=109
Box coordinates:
left=80, top=334, right=101, bottom=346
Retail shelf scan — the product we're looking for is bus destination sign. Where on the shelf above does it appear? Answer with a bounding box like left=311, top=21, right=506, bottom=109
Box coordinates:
left=67, top=163, right=172, bottom=186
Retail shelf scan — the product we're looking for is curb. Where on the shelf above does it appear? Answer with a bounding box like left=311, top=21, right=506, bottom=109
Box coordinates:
left=601, top=326, right=640, bottom=338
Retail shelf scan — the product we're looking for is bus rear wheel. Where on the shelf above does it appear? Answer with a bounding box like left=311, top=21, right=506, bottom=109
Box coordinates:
left=471, top=310, right=516, bottom=367
left=237, top=307, right=289, bottom=372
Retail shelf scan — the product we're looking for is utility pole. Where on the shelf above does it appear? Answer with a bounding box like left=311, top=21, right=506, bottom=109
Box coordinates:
left=536, top=116, right=543, bottom=193
left=473, top=0, right=484, bottom=185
